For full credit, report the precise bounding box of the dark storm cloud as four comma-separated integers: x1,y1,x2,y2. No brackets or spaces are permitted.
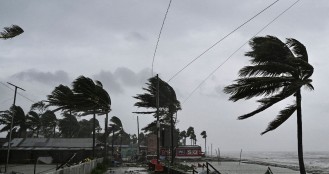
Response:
11,69,70,86
93,67,151,94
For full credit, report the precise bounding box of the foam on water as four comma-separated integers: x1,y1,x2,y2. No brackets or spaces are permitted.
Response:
221,151,329,173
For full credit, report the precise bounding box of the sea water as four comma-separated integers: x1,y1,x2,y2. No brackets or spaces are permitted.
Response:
221,151,329,174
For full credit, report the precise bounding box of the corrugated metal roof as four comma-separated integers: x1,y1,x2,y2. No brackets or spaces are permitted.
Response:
2,138,24,147
3,138,97,148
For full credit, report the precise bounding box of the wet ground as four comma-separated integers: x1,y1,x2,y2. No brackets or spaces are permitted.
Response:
106,166,150,174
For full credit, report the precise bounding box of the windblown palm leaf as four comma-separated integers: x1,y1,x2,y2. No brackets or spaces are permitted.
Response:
0,25,24,39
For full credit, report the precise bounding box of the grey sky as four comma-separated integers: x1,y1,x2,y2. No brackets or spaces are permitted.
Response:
1,0,329,152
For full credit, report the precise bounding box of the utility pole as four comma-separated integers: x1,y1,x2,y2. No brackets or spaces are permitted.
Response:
137,116,140,154
5,82,25,173
156,74,160,163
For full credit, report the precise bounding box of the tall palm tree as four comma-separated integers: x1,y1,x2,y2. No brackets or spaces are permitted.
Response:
0,25,24,39
72,76,111,158
200,131,207,155
224,36,313,174
109,116,123,157
186,127,195,145
26,111,42,137
0,106,28,138
133,75,181,132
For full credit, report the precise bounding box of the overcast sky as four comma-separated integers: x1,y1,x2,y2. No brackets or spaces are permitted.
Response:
1,0,329,153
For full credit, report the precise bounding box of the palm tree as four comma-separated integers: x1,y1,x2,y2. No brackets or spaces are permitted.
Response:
133,75,181,132
109,116,123,157
77,119,93,138
0,106,28,138
58,113,80,138
200,131,207,156
179,130,187,145
224,36,313,174
41,110,57,138
186,127,195,145
72,76,111,158
0,25,24,39
26,111,42,137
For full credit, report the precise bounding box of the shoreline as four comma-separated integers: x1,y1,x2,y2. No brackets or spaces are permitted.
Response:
178,157,325,174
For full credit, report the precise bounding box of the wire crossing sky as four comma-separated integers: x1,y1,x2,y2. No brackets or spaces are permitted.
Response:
182,0,301,104
167,0,279,82
151,0,173,76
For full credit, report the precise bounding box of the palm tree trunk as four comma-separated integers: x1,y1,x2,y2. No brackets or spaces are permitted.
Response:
93,110,96,158
296,89,306,174
112,129,114,157
105,113,108,158
205,138,207,156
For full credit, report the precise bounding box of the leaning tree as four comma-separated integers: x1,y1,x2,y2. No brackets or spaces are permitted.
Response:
224,36,314,174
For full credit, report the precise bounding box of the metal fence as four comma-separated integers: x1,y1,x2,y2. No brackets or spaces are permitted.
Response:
45,158,103,174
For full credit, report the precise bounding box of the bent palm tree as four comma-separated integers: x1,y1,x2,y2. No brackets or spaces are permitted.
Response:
26,111,42,137
224,36,313,174
0,25,24,39
200,131,207,155
109,116,123,157
72,76,111,158
0,106,28,138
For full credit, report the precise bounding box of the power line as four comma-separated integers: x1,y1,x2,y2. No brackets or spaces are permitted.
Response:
167,0,279,82
182,0,301,104
152,0,173,76
0,81,36,103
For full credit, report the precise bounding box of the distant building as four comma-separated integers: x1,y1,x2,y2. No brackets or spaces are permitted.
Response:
0,138,102,164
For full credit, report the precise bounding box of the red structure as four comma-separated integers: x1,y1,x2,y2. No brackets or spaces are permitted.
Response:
160,145,203,159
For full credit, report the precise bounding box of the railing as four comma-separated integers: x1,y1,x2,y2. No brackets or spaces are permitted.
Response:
206,162,221,174
45,158,103,174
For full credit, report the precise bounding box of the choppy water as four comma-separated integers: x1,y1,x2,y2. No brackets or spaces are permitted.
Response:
221,151,329,174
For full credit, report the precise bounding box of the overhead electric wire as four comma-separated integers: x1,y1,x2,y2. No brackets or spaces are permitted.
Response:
182,0,301,104
151,0,173,76
167,0,279,82
0,81,36,103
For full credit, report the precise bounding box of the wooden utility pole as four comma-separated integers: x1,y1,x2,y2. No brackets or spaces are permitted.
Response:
156,74,160,163
137,116,140,154
5,82,25,173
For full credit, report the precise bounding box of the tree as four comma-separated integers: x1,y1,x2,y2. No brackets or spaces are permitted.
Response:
26,111,42,137
41,110,57,138
133,75,181,132
109,116,123,156
0,106,28,138
58,113,80,138
200,131,207,155
224,36,313,174
72,76,111,158
0,25,24,39
179,130,187,145
186,127,195,145
77,119,93,138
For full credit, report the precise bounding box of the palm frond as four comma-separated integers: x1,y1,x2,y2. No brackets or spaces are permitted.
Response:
224,76,294,102
238,63,297,77
286,38,308,62
0,25,24,39
261,103,297,135
238,83,301,120
246,36,294,65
